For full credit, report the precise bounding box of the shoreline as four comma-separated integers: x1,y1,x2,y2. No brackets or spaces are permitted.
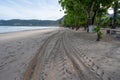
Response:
0,28,59,42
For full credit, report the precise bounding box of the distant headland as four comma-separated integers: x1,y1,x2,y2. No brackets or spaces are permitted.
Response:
0,19,60,26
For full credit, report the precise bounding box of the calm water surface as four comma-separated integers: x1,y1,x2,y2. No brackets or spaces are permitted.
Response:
0,26,58,33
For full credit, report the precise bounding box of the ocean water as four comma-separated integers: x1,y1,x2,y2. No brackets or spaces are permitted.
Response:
0,26,58,33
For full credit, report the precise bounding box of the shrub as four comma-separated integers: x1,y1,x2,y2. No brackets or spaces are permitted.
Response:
94,26,103,41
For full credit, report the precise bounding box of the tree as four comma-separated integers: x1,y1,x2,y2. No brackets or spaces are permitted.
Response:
112,1,119,29
59,0,88,30
59,0,117,41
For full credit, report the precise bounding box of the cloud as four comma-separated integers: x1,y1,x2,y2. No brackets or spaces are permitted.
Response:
0,0,64,20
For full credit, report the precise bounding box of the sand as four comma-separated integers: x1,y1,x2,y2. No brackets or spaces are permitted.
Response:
69,29,120,80
0,28,120,80
0,28,59,80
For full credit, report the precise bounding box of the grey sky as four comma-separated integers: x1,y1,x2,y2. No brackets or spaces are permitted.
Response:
0,0,64,20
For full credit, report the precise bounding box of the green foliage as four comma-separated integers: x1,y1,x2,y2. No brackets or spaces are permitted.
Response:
94,26,101,33
59,0,117,29
94,26,103,40
59,0,88,28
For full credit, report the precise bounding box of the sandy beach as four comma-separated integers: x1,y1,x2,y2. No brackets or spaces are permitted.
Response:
0,28,120,80
0,28,59,80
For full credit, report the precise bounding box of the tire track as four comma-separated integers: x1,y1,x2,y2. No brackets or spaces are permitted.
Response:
22,29,103,80
22,31,61,80
38,32,80,80
62,31,102,80
39,34,65,80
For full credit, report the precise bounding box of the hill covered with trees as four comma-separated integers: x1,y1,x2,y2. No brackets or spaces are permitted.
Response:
0,19,59,26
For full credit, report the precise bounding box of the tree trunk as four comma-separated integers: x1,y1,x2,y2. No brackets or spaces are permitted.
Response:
96,34,100,41
112,1,118,29
111,1,118,34
92,9,98,25
87,2,95,32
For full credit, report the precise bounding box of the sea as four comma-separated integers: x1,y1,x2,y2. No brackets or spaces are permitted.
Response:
0,26,58,33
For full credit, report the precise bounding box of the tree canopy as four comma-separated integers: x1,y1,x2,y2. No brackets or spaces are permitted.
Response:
59,0,118,30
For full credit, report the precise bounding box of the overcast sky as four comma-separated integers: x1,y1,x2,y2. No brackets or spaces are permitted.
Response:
0,0,64,20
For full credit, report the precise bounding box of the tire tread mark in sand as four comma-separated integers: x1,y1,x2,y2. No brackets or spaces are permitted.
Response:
39,37,61,80
62,31,102,80
40,33,79,80
30,31,64,80
22,31,60,80
39,33,66,80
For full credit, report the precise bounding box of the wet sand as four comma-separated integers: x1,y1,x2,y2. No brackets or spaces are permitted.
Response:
0,28,120,80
